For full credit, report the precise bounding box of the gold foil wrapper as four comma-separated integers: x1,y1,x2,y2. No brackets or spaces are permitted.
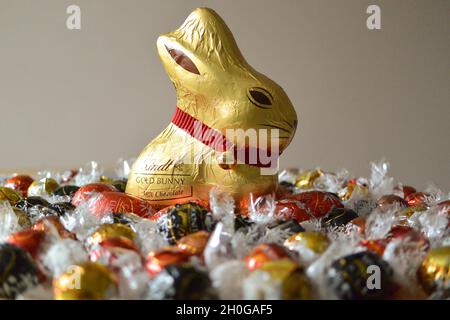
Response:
53,262,117,300
295,169,323,189
177,230,210,255
126,8,297,209
100,175,114,185
0,186,22,205
27,178,59,197
86,223,136,248
339,183,370,201
284,231,330,254
397,206,427,225
259,259,312,300
13,208,32,229
418,246,450,295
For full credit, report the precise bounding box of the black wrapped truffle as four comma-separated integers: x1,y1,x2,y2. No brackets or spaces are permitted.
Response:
158,202,214,244
234,214,254,231
0,244,39,298
268,219,305,236
149,264,214,299
14,196,50,213
321,207,358,228
112,179,128,193
48,202,76,216
110,212,142,230
53,185,80,199
14,196,58,221
279,180,296,193
326,251,395,300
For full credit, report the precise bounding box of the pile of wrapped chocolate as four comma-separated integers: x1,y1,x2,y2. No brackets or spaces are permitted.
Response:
0,159,448,300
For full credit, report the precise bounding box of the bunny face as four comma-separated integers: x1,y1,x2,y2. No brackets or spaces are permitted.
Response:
156,8,298,153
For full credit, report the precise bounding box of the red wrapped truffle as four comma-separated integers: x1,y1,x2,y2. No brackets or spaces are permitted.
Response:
89,237,140,265
274,199,312,222
377,195,408,212
32,216,76,239
436,200,450,214
349,216,367,235
393,185,417,199
145,246,191,276
287,191,343,218
386,225,429,249
177,231,210,256
244,243,290,271
359,225,429,256
405,192,431,208
7,229,46,259
4,175,34,197
71,183,118,206
359,239,389,256
89,192,154,218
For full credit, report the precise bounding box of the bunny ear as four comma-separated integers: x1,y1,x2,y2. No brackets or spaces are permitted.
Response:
165,45,200,75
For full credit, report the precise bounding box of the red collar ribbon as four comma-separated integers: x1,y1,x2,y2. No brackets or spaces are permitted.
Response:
171,107,277,168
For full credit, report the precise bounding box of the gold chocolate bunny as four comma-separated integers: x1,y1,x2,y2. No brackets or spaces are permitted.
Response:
126,8,298,210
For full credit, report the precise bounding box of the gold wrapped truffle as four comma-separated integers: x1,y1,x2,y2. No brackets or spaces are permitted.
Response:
13,208,32,229
295,169,323,189
418,246,450,296
0,186,22,205
4,175,34,197
258,259,312,300
53,262,117,300
100,175,114,185
27,178,59,197
397,206,427,225
284,231,330,254
339,178,370,201
85,223,136,249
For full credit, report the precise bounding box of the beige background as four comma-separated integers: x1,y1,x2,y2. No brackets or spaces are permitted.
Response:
0,0,449,190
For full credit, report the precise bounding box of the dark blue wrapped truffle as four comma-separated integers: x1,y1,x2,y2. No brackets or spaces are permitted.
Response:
0,244,39,298
149,264,214,299
321,207,358,228
53,185,80,199
158,202,214,245
326,251,395,300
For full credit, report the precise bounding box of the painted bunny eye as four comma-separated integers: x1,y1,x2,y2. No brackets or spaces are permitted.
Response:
165,45,200,75
247,87,273,108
